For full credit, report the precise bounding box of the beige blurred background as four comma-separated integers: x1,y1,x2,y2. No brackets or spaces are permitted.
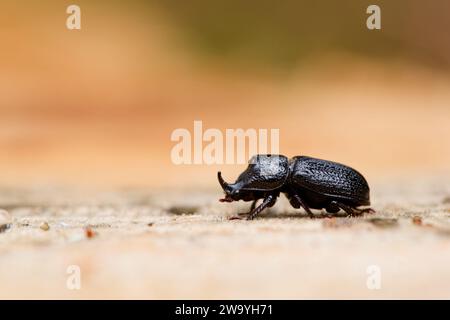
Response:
1,0,450,189
1,1,450,300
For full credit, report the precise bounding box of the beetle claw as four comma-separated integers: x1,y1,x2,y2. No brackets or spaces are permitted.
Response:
358,208,376,215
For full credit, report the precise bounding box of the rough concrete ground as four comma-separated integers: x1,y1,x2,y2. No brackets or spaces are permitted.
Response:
0,177,449,299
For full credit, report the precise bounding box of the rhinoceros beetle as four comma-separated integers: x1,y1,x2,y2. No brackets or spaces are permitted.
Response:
218,154,374,220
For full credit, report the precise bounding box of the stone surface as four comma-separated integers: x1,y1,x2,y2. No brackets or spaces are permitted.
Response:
0,179,449,299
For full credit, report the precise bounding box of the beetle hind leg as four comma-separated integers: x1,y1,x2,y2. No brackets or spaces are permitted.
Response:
330,201,375,217
356,207,376,215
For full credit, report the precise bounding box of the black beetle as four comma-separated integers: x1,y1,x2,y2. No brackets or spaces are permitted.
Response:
218,154,374,220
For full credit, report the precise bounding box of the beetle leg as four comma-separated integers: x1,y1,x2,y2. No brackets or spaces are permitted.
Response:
330,201,357,216
325,202,340,214
331,201,375,217
237,200,258,217
292,194,314,218
247,194,275,220
357,207,376,215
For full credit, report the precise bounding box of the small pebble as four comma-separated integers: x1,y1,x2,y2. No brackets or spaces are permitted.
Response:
0,209,12,233
84,227,97,239
40,222,50,231
412,216,422,226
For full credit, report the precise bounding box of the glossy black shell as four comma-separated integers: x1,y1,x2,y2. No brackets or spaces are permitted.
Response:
232,154,289,191
289,156,370,205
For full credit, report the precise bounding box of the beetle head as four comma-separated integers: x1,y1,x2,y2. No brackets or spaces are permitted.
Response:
218,171,253,202
218,154,289,202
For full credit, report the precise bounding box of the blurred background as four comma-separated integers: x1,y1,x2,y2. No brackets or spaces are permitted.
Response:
1,0,450,188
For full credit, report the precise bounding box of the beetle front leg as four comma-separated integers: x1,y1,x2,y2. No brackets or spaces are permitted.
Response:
247,194,276,220
236,200,258,217
228,200,260,220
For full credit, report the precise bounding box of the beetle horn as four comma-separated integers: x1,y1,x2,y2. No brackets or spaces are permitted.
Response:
217,171,229,190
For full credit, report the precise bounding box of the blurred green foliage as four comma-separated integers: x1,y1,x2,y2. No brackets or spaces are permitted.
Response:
109,0,450,70
154,2,366,64
151,0,450,70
